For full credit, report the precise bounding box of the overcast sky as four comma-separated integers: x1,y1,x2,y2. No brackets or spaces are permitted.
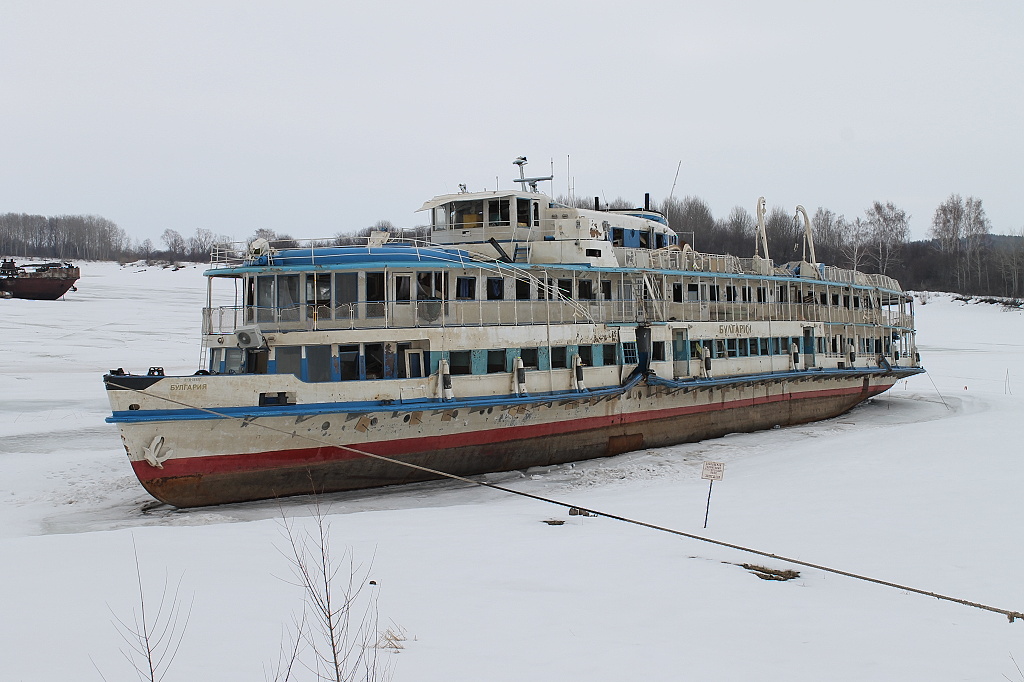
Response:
2,1,1021,247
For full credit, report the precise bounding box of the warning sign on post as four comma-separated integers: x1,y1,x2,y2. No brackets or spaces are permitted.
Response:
701,461,725,481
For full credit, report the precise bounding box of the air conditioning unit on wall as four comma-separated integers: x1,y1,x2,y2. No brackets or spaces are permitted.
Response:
234,326,265,349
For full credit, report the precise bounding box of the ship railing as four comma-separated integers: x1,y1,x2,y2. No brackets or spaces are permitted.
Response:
202,298,643,335
208,234,438,269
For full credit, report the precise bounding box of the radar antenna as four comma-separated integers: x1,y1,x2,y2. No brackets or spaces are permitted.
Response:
512,156,553,193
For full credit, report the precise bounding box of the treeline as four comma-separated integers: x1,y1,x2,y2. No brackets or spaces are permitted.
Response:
3,194,1023,297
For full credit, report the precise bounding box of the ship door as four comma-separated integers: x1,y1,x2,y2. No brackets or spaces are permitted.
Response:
673,328,691,378
802,327,815,368
391,272,414,326
405,350,424,379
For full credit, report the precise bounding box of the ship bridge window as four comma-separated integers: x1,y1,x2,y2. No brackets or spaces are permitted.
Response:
224,347,246,375
395,274,411,303
487,198,510,226
453,201,484,229
639,231,650,249
278,275,300,322
611,228,624,247
433,205,448,230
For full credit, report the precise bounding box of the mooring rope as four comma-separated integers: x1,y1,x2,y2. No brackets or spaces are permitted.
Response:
107,378,1023,623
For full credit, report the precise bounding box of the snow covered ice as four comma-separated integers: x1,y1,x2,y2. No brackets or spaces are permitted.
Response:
2,262,1023,680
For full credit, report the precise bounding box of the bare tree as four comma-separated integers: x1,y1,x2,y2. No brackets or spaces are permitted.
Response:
277,501,394,682
94,541,192,682
864,201,909,275
838,216,871,271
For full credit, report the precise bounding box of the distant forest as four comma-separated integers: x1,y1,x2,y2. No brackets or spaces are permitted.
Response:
2,192,1022,298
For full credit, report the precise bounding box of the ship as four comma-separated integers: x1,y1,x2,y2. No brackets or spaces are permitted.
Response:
0,259,80,300
103,161,924,507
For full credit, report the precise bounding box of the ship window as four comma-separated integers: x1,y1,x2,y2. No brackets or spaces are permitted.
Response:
517,198,531,227
759,338,771,355
622,342,638,365
688,283,699,301
853,296,861,309
673,283,683,303
832,293,840,306
558,279,572,299
709,285,720,302
275,346,302,378
339,345,360,381
224,348,245,375
278,275,300,322
336,273,358,305
365,272,385,318
551,346,567,369
578,345,592,366
306,274,331,306
486,277,504,300
713,340,726,359
690,342,704,360
417,271,444,300
395,275,411,303
586,248,602,258
726,338,739,357
611,228,624,246
601,280,612,300
749,338,760,356
448,351,472,375
515,278,531,300
777,286,788,303
455,276,476,300
543,278,556,300
601,343,616,365
521,347,539,369
639,231,650,249
433,205,448,230
578,279,594,300
364,343,385,379
757,286,768,303
487,198,510,226
453,201,483,229
487,350,506,373
652,341,665,362
726,286,737,302
306,345,332,383
742,286,753,303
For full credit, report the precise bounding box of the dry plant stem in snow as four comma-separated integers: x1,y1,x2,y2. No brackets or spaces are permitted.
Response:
277,498,393,682
93,538,193,682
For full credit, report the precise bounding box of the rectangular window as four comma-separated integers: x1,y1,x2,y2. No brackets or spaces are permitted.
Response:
521,347,539,369
742,286,753,303
558,278,572,299
515,278,532,300
726,338,739,358
306,345,333,382
585,248,602,258
688,283,700,301
709,285,720,302
516,198,532,227
365,272,385,318
395,275,411,303
714,339,726,359
757,286,768,303
487,350,506,373
278,274,300,321
759,338,771,355
224,348,245,375
690,341,704,360
578,344,593,366
652,341,665,362
448,350,472,375
338,345,360,380
673,283,683,303
306,273,331,306
601,280,612,300
602,344,616,365
486,277,504,300
748,338,760,356
456,276,476,300
335,273,358,305
622,342,638,364
364,343,385,379
417,271,444,300
550,346,568,369
578,279,595,300
275,346,302,378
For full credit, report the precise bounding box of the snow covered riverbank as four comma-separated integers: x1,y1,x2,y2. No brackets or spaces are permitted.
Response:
2,262,1022,680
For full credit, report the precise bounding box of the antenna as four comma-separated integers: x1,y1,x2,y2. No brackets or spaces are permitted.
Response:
669,160,682,200
512,156,553,193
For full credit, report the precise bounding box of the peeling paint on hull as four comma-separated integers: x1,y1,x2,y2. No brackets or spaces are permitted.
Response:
125,376,897,508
